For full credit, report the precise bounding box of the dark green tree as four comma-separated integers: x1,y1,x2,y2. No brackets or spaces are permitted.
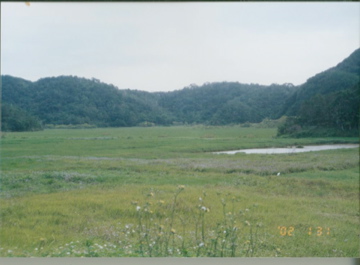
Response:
1,103,43,132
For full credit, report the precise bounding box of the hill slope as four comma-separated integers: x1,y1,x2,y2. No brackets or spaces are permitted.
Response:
1,75,173,128
282,48,360,116
1,76,296,128
158,82,295,125
1,48,359,134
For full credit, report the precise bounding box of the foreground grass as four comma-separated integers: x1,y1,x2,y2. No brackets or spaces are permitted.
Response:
0,126,359,257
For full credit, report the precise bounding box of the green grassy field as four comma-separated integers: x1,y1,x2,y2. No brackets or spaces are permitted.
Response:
0,126,359,257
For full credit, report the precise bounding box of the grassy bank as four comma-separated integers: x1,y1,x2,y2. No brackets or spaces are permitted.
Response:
0,126,358,257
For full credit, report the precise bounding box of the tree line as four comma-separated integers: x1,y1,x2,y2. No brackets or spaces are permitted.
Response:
1,48,359,136
1,76,295,130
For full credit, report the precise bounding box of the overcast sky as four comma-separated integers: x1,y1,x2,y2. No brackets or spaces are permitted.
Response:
1,2,359,92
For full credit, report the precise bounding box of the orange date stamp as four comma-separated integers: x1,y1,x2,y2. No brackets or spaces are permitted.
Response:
278,226,331,236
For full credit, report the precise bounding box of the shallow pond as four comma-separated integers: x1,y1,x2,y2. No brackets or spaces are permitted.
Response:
213,144,359,155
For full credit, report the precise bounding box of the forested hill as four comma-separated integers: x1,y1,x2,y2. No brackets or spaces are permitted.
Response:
282,48,360,116
1,75,173,128
1,48,359,134
1,76,296,128
278,48,359,137
158,82,295,125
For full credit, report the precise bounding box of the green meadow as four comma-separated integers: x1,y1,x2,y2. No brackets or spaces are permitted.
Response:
0,126,359,257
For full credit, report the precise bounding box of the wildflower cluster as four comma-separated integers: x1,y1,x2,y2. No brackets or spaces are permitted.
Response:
126,188,267,257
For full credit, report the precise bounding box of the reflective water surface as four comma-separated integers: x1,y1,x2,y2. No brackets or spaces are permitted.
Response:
213,144,359,155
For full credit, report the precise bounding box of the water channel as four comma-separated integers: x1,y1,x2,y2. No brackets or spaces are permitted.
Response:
213,144,359,155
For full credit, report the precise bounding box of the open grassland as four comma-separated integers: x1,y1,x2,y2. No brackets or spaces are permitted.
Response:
0,126,359,257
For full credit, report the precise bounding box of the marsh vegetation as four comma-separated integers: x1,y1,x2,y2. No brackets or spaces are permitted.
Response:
0,126,359,257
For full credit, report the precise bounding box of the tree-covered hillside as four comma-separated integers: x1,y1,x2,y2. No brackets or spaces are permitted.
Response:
1,75,173,128
281,48,360,116
1,76,295,128
1,48,359,136
158,82,296,125
278,48,360,137
278,82,359,137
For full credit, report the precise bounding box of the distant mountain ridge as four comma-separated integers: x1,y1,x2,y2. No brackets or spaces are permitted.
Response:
1,48,359,133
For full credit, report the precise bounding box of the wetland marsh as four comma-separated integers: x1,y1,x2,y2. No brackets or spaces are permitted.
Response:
0,126,359,257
